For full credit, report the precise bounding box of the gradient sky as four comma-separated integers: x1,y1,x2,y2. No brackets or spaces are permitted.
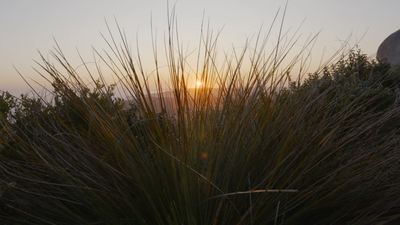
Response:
1,0,399,96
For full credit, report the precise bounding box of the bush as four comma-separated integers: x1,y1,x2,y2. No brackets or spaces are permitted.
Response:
1,12,400,225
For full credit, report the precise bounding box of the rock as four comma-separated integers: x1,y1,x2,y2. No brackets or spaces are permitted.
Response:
377,29,400,67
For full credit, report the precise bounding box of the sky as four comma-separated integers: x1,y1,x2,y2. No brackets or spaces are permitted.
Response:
1,0,399,96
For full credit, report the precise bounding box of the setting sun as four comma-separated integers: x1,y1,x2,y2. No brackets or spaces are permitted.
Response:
196,80,202,87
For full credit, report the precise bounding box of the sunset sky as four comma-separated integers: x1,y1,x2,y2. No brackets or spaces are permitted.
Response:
1,0,399,96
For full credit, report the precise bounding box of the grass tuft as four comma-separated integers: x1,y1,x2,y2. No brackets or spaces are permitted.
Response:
1,6,400,225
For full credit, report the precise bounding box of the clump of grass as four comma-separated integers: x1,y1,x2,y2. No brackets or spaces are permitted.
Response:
1,6,400,225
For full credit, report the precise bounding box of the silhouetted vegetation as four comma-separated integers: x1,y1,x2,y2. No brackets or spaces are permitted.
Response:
1,11,400,224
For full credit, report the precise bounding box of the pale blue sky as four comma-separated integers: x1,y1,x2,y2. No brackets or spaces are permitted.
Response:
1,1,399,96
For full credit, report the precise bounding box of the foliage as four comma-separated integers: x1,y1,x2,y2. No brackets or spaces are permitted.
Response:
0,91,16,152
1,10,400,225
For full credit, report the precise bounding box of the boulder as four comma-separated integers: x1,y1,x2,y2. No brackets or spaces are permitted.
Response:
377,29,400,67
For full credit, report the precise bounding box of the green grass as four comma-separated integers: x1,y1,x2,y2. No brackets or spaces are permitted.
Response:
1,8,400,225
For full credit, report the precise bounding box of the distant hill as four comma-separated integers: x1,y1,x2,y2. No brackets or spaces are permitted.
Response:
124,88,220,113
123,85,274,114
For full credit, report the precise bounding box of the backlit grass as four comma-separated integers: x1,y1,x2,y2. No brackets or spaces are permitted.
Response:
1,7,400,225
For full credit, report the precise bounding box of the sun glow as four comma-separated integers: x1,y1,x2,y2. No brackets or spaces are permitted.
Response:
196,80,202,87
